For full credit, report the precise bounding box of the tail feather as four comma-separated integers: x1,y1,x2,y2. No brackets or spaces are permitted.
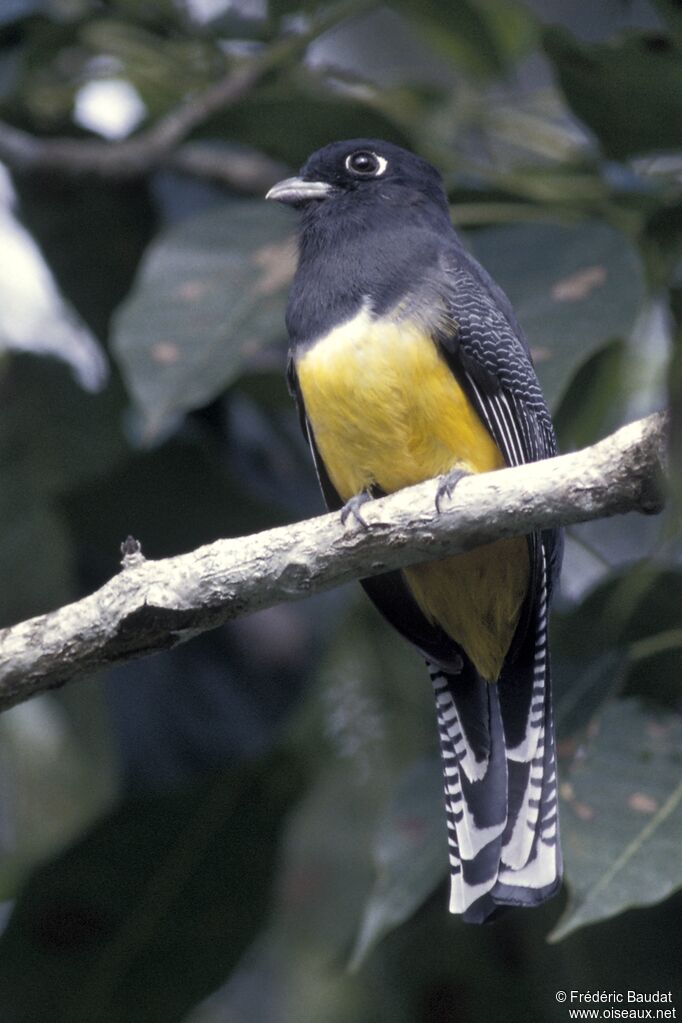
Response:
429,663,507,916
495,678,561,903
427,549,561,921
496,548,561,900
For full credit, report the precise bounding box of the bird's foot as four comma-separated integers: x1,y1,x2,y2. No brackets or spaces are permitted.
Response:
435,467,470,513
340,490,373,529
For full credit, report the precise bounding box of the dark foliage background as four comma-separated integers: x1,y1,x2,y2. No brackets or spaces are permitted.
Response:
0,1,680,1020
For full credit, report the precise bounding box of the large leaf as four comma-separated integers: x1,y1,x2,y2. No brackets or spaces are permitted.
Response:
552,567,682,729
202,94,411,169
394,0,536,77
466,220,646,410
653,0,682,44
544,27,682,160
208,96,411,169
0,185,107,391
272,763,379,959
349,757,446,969
111,200,295,438
553,568,682,666
551,699,682,941
0,753,306,1023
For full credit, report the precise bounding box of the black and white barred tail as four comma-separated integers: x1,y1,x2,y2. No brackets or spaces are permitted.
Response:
427,550,561,923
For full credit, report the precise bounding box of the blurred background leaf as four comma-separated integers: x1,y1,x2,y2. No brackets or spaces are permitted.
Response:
111,200,295,439
551,699,682,942
468,220,646,409
0,753,306,1023
348,756,446,970
544,26,682,160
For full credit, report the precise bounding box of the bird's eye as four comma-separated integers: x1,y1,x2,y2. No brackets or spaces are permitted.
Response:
345,151,387,177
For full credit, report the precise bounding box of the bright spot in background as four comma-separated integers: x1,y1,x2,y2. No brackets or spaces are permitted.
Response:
182,0,232,22
74,78,146,140
0,162,107,391
179,0,266,23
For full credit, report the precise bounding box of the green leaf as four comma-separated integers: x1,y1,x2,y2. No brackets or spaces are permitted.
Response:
206,94,410,168
349,757,446,969
0,752,306,1023
466,220,646,409
652,0,682,44
394,0,535,77
544,27,682,160
556,565,682,654
394,0,507,76
553,338,628,451
111,200,295,439
550,699,682,941
474,0,538,62
643,199,682,290
272,763,380,958
267,0,318,20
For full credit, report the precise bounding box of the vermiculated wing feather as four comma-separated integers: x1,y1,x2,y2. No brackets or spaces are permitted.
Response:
429,242,563,914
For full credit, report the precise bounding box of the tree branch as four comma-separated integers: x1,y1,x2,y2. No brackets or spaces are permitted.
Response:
0,413,667,712
0,67,264,178
0,0,374,184
167,142,287,192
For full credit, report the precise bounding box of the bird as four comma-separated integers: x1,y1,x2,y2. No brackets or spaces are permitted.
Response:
266,139,562,923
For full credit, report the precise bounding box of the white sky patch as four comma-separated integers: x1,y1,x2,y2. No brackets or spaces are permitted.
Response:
74,78,146,140
0,162,108,391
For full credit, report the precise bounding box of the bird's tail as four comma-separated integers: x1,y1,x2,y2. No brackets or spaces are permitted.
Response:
426,563,561,922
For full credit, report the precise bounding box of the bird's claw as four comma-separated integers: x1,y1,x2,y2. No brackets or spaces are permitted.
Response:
435,467,470,513
340,491,372,529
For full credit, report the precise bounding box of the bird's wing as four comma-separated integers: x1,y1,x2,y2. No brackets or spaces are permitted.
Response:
424,242,562,917
435,243,555,457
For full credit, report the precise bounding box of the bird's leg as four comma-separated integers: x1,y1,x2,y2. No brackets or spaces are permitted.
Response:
340,490,373,529
435,466,471,513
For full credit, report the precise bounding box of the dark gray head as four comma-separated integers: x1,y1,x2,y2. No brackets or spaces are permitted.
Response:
268,141,455,345
266,138,450,225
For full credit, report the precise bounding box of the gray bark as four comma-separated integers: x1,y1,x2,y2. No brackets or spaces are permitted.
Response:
0,413,667,712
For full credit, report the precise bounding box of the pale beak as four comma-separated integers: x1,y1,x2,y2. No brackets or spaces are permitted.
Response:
265,177,333,205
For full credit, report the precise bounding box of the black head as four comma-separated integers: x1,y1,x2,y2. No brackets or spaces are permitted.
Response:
265,138,449,222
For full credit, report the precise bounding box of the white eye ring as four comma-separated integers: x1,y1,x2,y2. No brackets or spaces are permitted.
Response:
344,151,388,177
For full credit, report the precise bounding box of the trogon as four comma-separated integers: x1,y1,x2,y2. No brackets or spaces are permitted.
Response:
266,139,562,922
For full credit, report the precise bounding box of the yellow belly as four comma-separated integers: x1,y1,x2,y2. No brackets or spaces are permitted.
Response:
296,306,529,680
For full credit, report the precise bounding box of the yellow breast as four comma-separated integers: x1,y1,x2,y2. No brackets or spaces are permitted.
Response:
296,306,529,680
